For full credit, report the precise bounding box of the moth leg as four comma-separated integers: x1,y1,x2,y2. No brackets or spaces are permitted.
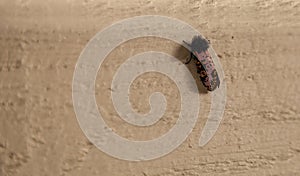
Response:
185,52,193,64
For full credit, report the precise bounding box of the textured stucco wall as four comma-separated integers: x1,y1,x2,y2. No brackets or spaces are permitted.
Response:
0,0,299,175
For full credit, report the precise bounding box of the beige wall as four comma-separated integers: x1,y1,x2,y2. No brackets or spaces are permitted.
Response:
0,0,299,175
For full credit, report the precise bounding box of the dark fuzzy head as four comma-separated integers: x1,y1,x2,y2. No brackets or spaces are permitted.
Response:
191,35,209,53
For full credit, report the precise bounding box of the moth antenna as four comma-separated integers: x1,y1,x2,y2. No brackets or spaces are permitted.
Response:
183,40,192,48
184,54,192,64
183,40,190,46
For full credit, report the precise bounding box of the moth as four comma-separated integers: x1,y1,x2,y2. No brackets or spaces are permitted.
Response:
184,35,220,91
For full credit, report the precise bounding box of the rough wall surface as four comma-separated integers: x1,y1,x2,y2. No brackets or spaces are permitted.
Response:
0,0,300,175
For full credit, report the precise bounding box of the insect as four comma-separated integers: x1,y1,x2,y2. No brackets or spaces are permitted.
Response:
183,35,220,91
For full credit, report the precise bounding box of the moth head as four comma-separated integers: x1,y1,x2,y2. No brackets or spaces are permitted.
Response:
191,35,209,53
